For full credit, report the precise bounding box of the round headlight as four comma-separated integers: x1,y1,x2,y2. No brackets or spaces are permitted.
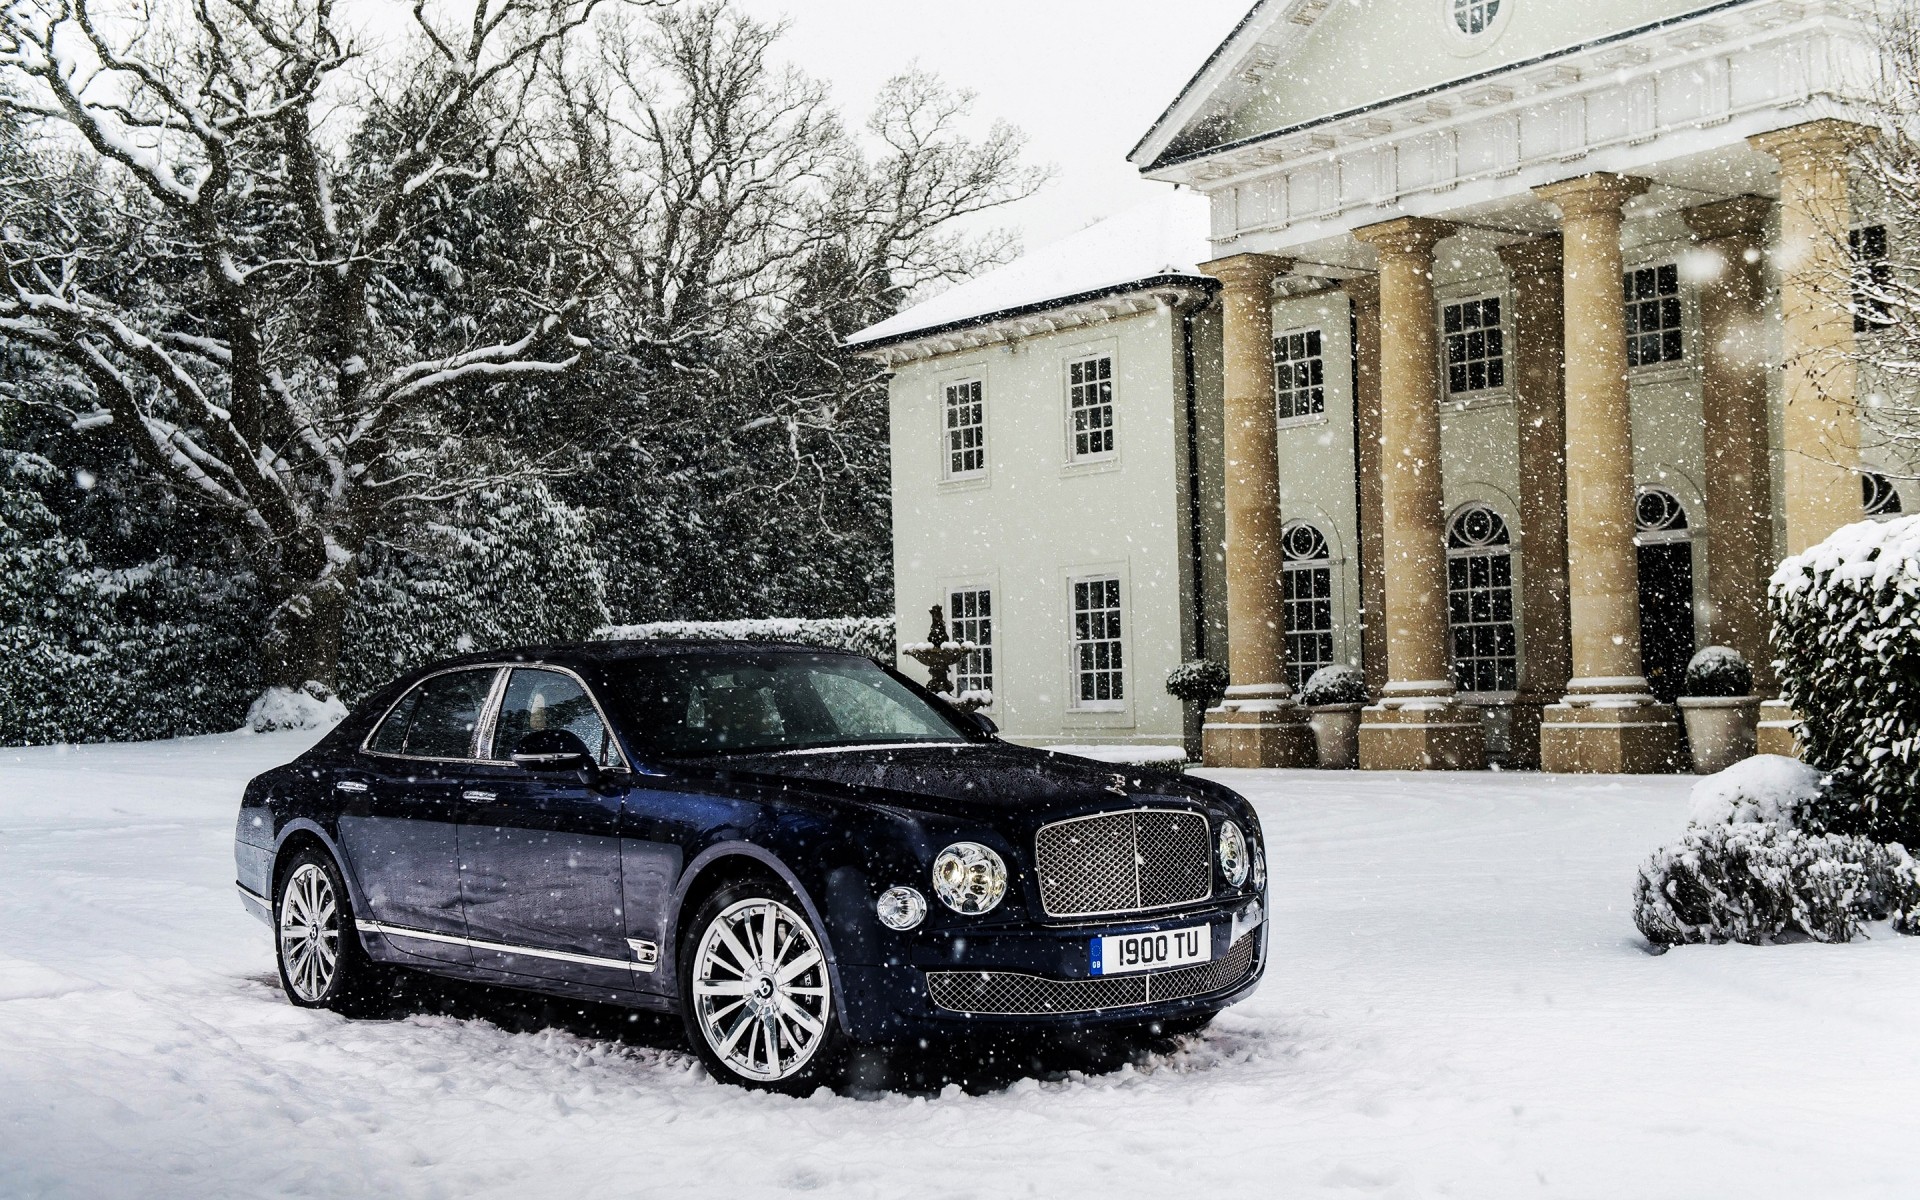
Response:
1218,820,1250,888
875,886,927,931
930,842,1007,914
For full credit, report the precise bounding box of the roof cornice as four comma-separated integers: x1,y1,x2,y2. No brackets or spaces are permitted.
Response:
850,277,1218,366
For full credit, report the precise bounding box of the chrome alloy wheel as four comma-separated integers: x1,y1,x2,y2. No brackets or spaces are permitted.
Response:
690,897,832,1083
278,863,341,1003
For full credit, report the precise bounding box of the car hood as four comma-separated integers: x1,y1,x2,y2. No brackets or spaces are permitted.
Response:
677,741,1218,823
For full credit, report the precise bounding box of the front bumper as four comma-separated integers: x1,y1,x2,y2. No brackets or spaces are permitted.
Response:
834,895,1267,1041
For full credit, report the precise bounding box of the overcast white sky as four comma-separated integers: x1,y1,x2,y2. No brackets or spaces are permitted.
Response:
728,0,1251,255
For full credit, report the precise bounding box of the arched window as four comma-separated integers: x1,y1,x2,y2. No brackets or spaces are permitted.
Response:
1634,487,1690,543
1864,472,1903,518
1634,487,1695,703
1446,506,1517,693
1281,522,1335,693
1452,0,1500,36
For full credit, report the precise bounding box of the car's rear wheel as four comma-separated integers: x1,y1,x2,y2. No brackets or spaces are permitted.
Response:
678,878,843,1093
275,847,380,1013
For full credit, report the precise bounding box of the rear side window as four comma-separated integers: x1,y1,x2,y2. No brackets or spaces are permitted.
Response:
368,669,496,760
490,668,617,767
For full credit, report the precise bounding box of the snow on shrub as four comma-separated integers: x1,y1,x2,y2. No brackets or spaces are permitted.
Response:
1686,754,1825,829
1769,514,1920,843
599,616,894,660
1164,659,1230,708
1301,664,1369,707
1684,646,1752,698
1634,823,1920,946
245,683,348,733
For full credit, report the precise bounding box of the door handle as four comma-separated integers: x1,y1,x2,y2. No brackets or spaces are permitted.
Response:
461,790,497,803
335,780,369,794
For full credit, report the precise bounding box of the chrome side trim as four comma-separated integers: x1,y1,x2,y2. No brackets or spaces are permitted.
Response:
236,881,270,906
626,938,659,966
359,920,658,973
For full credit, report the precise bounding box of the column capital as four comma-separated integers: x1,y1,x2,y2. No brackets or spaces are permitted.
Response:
1532,172,1651,218
1749,118,1876,168
1199,252,1291,292
1494,235,1562,280
1352,216,1456,260
1681,194,1773,244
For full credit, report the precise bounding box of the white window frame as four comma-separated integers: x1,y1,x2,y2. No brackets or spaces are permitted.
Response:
947,586,994,703
1439,293,1509,401
1065,353,1117,464
1273,326,1328,427
942,377,987,481
1624,261,1687,373
1281,522,1337,694
1067,573,1126,713
1446,505,1519,696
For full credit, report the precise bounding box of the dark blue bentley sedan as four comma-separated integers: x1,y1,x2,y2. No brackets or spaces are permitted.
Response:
234,641,1268,1091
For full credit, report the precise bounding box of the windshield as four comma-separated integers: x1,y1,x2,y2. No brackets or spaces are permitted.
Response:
605,651,976,758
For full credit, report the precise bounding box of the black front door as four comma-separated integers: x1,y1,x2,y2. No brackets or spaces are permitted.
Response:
1637,541,1696,704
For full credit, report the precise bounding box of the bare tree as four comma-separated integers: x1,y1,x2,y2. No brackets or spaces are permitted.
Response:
0,0,647,689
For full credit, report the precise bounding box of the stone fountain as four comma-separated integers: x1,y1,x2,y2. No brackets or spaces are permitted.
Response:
901,605,987,712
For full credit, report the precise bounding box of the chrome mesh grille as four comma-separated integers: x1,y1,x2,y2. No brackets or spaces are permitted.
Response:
925,931,1259,1016
1034,809,1212,917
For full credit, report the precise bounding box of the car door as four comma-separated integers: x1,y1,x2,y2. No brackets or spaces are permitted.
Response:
458,666,632,987
334,667,499,965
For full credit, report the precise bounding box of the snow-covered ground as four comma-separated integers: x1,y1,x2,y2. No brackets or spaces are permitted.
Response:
4,735,1917,1199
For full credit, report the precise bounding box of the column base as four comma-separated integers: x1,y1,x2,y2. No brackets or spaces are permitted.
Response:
1201,703,1316,768
1755,699,1803,758
1357,700,1488,770
1538,698,1684,774
1504,694,1552,770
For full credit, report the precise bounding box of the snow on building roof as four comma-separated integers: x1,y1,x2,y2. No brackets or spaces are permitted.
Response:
845,188,1214,349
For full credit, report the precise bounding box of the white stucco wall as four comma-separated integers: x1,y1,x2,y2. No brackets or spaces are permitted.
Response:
887,306,1198,749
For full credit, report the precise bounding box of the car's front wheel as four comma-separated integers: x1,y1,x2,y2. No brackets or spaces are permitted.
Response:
275,847,381,1013
678,877,843,1093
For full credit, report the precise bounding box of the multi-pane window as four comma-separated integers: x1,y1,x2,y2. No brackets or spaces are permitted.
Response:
944,380,985,477
1447,506,1518,694
1071,577,1124,708
1281,523,1336,693
1453,0,1500,35
1273,329,1325,421
1852,225,1892,333
1068,356,1115,459
1442,297,1505,395
949,588,994,699
1624,264,1684,367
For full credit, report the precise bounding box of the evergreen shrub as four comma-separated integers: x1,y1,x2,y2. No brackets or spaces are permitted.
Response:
1164,659,1231,709
1301,664,1369,707
1684,646,1752,698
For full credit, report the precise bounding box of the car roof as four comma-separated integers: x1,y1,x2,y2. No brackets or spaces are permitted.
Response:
416,639,869,674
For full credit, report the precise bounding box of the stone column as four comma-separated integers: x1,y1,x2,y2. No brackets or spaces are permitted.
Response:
1198,253,1315,768
1750,120,1872,755
1750,120,1870,555
1351,217,1486,770
1682,196,1777,695
1533,172,1682,773
1496,236,1570,769
1346,274,1389,698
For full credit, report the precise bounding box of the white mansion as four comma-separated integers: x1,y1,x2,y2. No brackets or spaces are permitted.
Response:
850,0,1907,771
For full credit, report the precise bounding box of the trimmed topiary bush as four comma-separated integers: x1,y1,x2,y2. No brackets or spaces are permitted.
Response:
1769,514,1920,844
1300,664,1368,707
1165,659,1231,710
1684,646,1752,698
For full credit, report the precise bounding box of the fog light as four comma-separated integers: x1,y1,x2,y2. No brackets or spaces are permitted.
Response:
1218,820,1250,888
876,886,927,931
931,842,1007,914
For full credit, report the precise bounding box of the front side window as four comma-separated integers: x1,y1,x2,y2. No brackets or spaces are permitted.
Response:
1067,355,1115,460
1442,297,1505,395
371,668,496,759
1852,224,1892,333
1447,507,1518,693
949,588,994,699
1071,577,1125,708
490,668,616,766
945,379,985,477
1625,264,1684,367
607,652,974,758
1281,523,1335,693
1274,328,1325,421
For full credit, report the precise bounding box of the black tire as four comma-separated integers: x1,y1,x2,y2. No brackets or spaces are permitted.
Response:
273,846,386,1014
677,875,845,1094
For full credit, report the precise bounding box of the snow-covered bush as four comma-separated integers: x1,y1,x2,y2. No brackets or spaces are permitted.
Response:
1164,659,1230,709
1301,664,1369,707
1769,514,1920,843
1634,823,1920,946
1686,755,1825,829
1684,646,1752,698
600,616,895,660
246,683,348,733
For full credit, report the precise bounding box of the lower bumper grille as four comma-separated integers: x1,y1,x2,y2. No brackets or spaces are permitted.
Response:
924,930,1259,1016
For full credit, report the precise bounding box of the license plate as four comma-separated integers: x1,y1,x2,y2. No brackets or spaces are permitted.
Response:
1090,924,1211,977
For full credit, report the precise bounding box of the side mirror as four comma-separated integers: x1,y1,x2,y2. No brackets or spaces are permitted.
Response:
512,728,594,772
971,711,999,738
